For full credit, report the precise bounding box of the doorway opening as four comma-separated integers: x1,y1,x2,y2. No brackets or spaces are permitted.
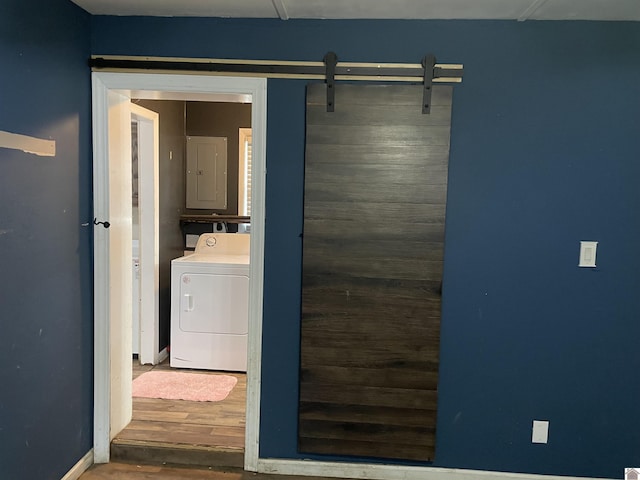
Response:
121,97,252,462
92,72,267,471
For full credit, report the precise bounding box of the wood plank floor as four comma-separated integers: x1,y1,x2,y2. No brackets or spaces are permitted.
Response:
111,358,246,465
80,363,343,478
80,462,343,480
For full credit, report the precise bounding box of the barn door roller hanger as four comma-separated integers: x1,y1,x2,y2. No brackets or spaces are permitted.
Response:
90,53,463,113
321,52,453,114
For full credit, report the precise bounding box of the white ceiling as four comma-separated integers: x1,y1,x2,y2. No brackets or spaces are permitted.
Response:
71,0,640,21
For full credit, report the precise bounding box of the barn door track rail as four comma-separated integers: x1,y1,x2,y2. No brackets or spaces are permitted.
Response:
90,53,463,113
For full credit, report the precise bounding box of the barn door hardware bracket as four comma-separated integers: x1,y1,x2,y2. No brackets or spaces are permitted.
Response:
323,51,338,112
422,54,436,114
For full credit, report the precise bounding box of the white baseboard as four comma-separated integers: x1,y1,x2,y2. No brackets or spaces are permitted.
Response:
60,449,93,480
257,458,614,480
158,347,168,363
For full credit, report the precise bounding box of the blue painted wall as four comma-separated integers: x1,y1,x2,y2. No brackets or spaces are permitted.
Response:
92,17,640,478
0,1,92,479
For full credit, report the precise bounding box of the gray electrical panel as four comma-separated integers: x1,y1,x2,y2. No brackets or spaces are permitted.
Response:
186,136,227,210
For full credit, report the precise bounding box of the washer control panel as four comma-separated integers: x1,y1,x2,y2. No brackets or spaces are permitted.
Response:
194,233,250,255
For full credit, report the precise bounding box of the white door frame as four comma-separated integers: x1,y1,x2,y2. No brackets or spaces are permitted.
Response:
130,104,160,365
91,72,267,471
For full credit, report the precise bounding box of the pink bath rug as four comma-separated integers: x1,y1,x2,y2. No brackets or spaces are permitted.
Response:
132,371,237,402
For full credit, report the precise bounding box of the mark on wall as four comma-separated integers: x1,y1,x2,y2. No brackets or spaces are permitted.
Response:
0,130,56,157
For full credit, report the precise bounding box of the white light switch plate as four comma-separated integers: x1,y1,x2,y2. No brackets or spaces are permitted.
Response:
532,420,549,444
579,241,598,267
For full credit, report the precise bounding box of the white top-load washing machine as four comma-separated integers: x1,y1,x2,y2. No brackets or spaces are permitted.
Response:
170,233,250,371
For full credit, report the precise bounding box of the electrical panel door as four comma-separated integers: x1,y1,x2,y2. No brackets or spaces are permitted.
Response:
186,136,227,209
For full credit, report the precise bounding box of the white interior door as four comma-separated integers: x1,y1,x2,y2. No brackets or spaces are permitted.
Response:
92,83,133,462
131,104,160,365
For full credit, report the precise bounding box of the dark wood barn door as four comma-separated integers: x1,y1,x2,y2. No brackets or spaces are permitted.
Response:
298,84,453,462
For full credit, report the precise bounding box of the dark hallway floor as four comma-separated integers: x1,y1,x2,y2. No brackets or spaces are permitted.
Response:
79,462,344,480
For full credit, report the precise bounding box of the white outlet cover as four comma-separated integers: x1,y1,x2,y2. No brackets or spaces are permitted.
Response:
532,420,549,444
579,241,598,267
